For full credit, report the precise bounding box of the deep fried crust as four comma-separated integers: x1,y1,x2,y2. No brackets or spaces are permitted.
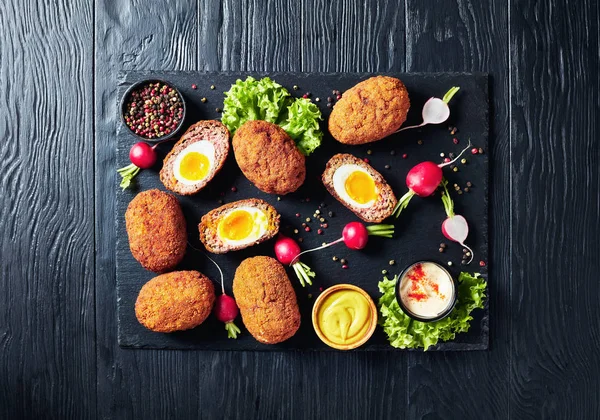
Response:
125,189,187,273
328,76,410,144
198,198,280,254
135,271,215,333
232,120,306,195
322,154,398,223
233,256,300,344
160,120,230,195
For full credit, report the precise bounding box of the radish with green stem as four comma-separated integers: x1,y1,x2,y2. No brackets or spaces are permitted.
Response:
291,222,394,264
396,87,460,132
392,140,472,218
189,245,241,338
274,235,316,287
117,142,158,190
440,179,474,264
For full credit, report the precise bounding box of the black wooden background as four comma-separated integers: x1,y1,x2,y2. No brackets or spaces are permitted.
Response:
0,0,598,419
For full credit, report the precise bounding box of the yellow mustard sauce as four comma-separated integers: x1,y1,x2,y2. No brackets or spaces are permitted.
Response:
317,290,372,345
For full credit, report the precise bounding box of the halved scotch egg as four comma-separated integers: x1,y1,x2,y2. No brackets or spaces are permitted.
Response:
160,120,229,195
198,199,280,253
322,154,398,223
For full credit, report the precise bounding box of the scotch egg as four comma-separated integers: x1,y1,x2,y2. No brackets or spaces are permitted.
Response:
199,199,280,253
160,120,230,195
322,154,398,223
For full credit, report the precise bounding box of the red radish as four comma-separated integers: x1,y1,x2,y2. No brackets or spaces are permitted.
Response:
116,142,159,190
291,222,394,264
274,235,315,287
440,179,474,264
397,87,460,132
393,141,472,218
129,142,157,168
192,248,241,338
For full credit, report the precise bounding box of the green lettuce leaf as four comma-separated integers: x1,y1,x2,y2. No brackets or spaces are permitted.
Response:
279,98,323,156
378,272,487,350
221,76,323,156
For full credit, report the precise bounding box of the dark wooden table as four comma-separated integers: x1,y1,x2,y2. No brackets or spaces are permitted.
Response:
1,1,598,419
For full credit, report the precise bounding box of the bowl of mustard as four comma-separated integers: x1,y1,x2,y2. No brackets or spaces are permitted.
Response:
312,284,378,350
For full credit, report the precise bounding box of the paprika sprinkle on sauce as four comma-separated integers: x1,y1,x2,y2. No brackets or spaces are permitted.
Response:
398,262,455,320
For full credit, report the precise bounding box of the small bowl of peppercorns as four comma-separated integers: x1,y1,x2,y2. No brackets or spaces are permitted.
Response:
120,79,186,142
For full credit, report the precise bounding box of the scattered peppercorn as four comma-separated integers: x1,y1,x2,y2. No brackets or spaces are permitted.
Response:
317,229,323,235
293,85,299,90
298,238,303,243
402,153,408,159
453,138,459,144
417,139,423,145
305,226,311,232
439,247,444,253
384,164,391,169
382,269,388,275
201,97,207,103
466,181,473,187
440,243,447,248
466,252,471,257
449,152,455,158
295,213,300,217
444,157,451,163
302,223,307,227
277,197,281,201
305,217,311,222
464,187,470,192
315,97,321,102
450,128,457,135
440,152,445,157
453,167,459,172
328,211,334,217
471,147,478,155
478,148,484,154
389,260,395,266
218,199,224,204
315,209,321,215
215,108,222,113
332,256,339,261
457,190,463,194
342,264,348,269
340,259,347,265
326,103,332,108
336,94,342,100
367,149,373,155
447,261,453,266
321,223,328,228
479,260,486,267
210,85,215,90
302,94,308,99
461,158,467,164
191,84,197,90
308,294,313,299
320,218,325,223
327,96,333,102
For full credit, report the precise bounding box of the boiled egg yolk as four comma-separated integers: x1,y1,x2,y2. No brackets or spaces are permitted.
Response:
344,171,377,204
218,210,254,241
178,152,210,181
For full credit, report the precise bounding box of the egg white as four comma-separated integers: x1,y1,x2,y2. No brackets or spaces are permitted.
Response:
172,140,216,185
216,206,268,246
332,164,378,208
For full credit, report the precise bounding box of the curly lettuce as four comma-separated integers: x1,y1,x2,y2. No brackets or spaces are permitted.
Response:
378,272,487,350
221,76,323,156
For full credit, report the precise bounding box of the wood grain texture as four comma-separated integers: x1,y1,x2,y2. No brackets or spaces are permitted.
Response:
509,0,600,418
405,0,511,418
0,0,96,418
94,1,200,419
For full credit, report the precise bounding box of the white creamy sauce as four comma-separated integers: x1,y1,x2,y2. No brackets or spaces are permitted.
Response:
399,262,454,319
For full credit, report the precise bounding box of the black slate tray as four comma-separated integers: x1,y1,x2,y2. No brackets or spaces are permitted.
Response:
116,71,489,351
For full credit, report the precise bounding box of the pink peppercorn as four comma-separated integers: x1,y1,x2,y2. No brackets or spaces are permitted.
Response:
305,226,311,232
453,138,459,144
402,153,408,159
479,260,486,267
341,264,348,269
471,148,479,155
